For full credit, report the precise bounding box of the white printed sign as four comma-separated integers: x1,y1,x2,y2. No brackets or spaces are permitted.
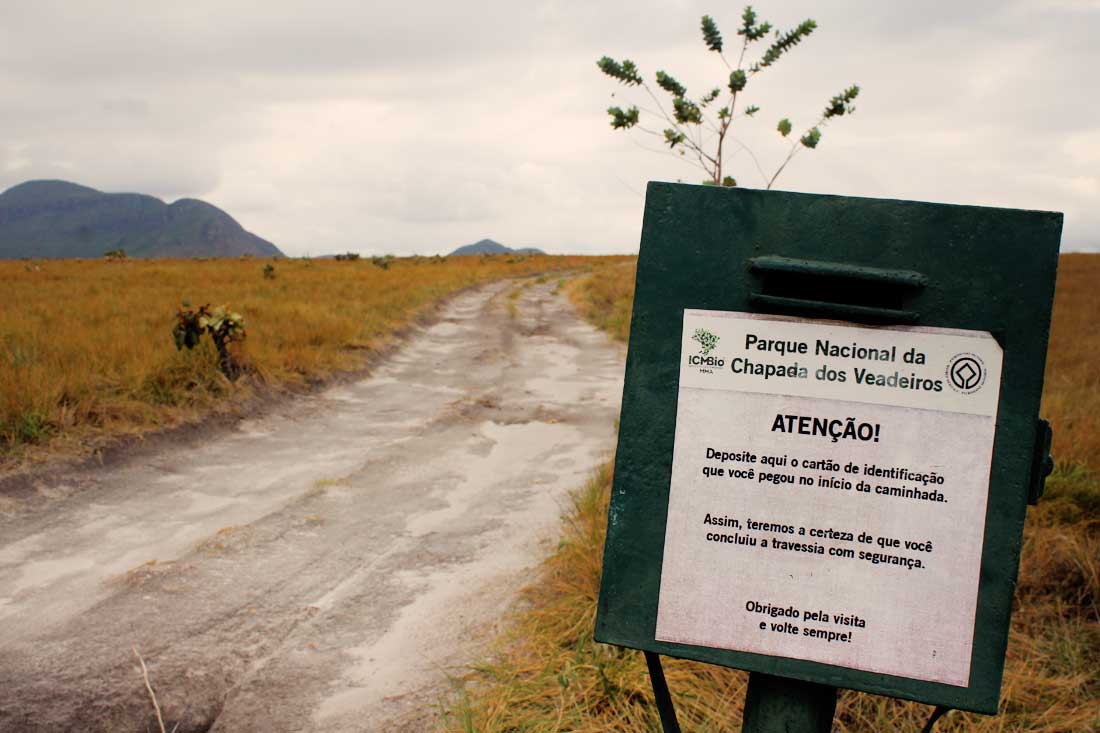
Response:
654,310,1004,686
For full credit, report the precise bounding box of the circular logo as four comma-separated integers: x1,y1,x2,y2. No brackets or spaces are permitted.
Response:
946,353,986,394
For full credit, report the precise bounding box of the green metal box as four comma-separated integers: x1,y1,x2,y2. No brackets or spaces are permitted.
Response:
595,183,1062,714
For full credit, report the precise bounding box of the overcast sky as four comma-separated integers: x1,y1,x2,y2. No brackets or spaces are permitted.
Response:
1,1,1097,255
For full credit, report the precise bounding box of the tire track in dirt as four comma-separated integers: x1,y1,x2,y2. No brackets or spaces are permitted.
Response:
0,279,624,732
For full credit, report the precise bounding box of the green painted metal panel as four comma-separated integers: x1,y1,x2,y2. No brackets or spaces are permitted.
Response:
594,183,1062,714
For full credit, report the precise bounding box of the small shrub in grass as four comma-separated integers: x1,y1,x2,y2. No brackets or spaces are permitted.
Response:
263,263,276,280
172,303,247,380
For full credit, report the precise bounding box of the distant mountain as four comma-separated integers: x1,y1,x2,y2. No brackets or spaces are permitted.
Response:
447,238,544,257
0,180,283,259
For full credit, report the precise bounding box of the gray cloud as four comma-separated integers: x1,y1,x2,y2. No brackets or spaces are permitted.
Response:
1,0,1096,255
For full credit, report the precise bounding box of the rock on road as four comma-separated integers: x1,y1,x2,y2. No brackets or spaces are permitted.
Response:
0,279,624,732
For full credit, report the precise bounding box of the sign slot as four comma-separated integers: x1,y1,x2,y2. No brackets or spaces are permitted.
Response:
748,256,927,324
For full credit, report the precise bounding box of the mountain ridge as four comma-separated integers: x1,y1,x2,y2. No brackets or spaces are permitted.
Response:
448,238,544,257
0,180,283,258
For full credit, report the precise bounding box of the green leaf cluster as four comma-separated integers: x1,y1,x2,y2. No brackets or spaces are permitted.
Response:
172,312,202,351
738,6,772,41
824,85,860,118
663,129,686,148
701,15,723,51
728,69,747,93
200,306,246,341
754,19,816,70
655,71,687,98
596,56,642,86
672,97,702,125
607,106,639,129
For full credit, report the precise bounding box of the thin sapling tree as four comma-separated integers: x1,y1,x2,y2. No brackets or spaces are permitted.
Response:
598,6,859,188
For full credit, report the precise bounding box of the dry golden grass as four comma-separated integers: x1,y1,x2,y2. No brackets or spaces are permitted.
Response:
443,255,1100,733
567,260,636,344
1042,254,1100,469
0,254,608,470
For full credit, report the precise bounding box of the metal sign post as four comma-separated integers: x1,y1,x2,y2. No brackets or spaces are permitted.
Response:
742,673,836,733
596,184,1062,730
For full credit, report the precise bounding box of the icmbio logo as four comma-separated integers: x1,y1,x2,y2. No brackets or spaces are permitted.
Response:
689,328,724,371
692,328,719,355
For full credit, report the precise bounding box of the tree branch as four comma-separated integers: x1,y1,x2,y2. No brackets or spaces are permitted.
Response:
766,116,828,189
726,134,770,186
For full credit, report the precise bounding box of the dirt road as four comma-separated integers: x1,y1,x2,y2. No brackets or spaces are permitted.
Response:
0,279,624,732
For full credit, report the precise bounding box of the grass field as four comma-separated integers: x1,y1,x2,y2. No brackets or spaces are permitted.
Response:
443,254,1099,732
0,254,622,471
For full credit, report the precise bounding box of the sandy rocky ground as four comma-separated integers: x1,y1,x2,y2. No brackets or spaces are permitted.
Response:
0,279,624,732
